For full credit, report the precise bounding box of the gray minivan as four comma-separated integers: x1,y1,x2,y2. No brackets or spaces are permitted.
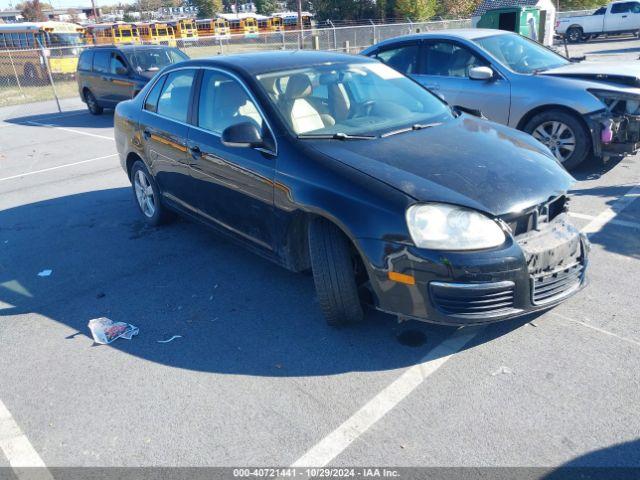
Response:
77,45,188,115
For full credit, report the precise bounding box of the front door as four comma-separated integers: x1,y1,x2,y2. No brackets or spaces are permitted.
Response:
139,69,197,205
186,69,276,251
413,40,511,125
107,52,136,103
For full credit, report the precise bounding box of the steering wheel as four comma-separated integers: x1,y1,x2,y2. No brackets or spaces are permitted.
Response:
349,100,376,119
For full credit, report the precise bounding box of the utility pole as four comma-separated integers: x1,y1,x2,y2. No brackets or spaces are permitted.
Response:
297,0,302,30
91,0,97,20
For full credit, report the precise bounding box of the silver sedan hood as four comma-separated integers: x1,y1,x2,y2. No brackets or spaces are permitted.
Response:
540,62,640,88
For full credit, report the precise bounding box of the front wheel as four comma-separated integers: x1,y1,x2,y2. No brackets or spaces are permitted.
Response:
524,109,591,170
308,218,364,326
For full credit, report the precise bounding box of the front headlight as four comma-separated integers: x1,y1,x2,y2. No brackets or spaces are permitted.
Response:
406,203,506,250
588,89,640,113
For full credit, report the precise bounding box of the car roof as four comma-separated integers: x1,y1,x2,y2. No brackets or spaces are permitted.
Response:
85,44,176,51
367,28,511,48
171,50,374,76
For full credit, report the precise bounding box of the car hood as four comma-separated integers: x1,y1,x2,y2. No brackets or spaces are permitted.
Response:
540,62,640,88
307,115,574,217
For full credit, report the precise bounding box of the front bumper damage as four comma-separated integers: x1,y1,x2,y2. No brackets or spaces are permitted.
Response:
359,213,589,326
586,108,640,158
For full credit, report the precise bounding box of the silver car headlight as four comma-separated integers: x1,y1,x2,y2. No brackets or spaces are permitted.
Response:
406,203,506,250
588,89,640,114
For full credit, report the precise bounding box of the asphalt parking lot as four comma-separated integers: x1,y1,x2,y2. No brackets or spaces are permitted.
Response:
1,64,640,478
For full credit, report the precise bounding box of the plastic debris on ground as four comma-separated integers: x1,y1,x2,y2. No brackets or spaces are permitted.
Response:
157,335,182,343
88,317,139,345
37,269,52,277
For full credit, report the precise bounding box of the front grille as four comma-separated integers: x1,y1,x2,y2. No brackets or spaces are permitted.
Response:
531,262,584,305
430,281,516,318
505,195,567,236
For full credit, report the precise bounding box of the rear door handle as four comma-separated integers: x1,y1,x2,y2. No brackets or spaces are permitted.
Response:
142,129,151,140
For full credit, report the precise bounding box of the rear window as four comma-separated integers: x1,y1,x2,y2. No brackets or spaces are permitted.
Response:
78,50,93,71
93,50,111,74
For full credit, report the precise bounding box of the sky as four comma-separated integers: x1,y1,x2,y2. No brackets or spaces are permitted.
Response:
0,0,134,10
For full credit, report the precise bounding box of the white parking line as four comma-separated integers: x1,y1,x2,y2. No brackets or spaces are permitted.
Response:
0,154,118,182
0,399,53,479
25,120,114,141
290,326,482,467
569,211,640,230
579,185,640,235
551,312,640,348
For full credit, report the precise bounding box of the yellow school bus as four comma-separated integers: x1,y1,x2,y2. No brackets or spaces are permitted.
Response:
85,23,141,45
256,15,283,33
137,23,177,46
219,14,259,38
168,19,198,43
0,21,84,81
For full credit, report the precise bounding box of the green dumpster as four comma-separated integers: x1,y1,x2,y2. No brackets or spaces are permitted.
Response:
477,6,542,41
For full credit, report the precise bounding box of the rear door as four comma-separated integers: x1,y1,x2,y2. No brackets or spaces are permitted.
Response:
186,68,276,250
414,40,511,124
139,68,197,206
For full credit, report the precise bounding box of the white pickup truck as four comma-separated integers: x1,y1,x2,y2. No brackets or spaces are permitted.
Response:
556,0,640,42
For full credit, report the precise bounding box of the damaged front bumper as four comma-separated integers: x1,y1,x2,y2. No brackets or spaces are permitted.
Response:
586,109,640,158
359,214,589,326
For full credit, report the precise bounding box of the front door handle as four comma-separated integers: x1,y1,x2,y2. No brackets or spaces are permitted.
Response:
189,145,201,159
425,84,440,90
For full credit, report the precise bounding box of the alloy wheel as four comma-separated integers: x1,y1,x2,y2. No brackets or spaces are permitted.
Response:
134,170,156,218
531,120,576,164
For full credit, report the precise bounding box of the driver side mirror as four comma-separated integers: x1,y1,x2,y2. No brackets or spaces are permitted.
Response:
468,66,494,81
221,122,264,149
115,66,128,76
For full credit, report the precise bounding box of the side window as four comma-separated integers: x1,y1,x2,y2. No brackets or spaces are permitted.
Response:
110,54,127,75
93,50,111,74
593,6,606,14
156,69,196,123
631,2,640,13
611,2,631,13
144,76,166,113
423,42,486,78
375,44,419,75
78,50,93,71
197,70,263,134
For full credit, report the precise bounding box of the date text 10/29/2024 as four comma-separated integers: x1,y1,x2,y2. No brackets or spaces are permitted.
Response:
233,468,400,478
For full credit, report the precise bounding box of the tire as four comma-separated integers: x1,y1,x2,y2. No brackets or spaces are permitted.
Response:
566,27,584,43
308,218,364,326
524,109,591,170
130,160,173,226
84,90,103,115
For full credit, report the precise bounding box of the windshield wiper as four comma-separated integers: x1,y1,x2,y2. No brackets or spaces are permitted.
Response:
380,122,442,138
297,132,376,140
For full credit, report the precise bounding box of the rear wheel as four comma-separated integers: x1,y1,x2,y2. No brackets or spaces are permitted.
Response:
524,109,591,170
84,90,103,115
130,161,173,226
308,218,364,326
566,27,584,43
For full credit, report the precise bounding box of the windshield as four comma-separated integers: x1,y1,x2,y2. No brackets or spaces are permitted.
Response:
256,62,452,137
124,48,188,72
474,33,569,74
45,32,84,46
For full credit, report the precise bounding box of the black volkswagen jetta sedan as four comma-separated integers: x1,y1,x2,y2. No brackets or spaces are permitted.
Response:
114,51,589,326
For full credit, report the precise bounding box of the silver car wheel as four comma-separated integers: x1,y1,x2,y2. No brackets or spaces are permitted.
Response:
134,170,156,218
532,121,576,163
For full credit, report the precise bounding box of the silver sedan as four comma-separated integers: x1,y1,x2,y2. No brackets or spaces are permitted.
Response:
362,29,640,169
